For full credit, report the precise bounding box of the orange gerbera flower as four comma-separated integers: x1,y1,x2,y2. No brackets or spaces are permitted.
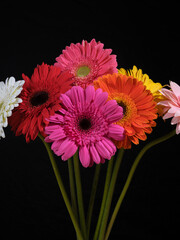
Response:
93,73,158,149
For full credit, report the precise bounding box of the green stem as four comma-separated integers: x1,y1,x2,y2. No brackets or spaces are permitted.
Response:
73,150,87,240
68,158,78,221
38,134,83,240
93,156,114,240
87,164,101,240
98,148,125,240
104,129,176,240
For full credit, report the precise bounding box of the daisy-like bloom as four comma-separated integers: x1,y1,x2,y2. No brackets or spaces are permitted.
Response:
158,81,180,134
119,66,164,114
45,86,124,167
0,77,24,138
9,63,73,142
54,39,118,88
93,73,158,149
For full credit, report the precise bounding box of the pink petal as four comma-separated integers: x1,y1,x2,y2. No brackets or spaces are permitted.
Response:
171,115,180,125
101,137,117,155
51,139,64,155
176,123,180,134
44,136,52,143
94,90,108,107
89,144,101,164
79,145,91,167
45,125,62,135
170,81,180,97
61,142,78,160
48,128,66,141
108,124,125,141
85,85,95,104
70,86,85,106
157,100,170,107
160,88,177,104
163,111,174,120
48,114,64,123
60,94,74,110
95,141,111,160
103,100,119,116
175,110,180,117
56,138,72,157
106,112,124,123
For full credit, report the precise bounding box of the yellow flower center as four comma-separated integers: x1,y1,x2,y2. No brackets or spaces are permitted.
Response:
113,93,137,125
76,66,91,77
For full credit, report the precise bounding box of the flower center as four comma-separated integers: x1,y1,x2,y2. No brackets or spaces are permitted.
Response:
118,101,127,116
113,94,137,124
76,66,91,77
30,91,49,106
79,118,92,130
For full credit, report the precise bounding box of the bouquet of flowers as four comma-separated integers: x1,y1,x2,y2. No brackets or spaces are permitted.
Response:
0,39,179,239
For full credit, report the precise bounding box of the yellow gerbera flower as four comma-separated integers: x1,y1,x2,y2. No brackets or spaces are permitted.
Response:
119,65,165,114
119,66,163,100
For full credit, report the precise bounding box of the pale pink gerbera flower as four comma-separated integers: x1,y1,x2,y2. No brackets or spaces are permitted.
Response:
45,86,124,167
54,39,118,88
158,81,180,134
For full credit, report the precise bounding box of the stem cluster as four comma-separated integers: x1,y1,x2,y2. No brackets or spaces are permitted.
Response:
39,129,176,240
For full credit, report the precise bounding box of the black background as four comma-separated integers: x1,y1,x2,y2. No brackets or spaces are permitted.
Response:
0,2,180,239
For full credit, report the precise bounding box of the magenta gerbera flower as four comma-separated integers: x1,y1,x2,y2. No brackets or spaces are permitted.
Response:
54,39,118,88
45,86,124,167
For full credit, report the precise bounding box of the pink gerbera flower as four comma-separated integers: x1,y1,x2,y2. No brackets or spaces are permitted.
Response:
54,39,118,88
158,81,180,134
45,86,124,167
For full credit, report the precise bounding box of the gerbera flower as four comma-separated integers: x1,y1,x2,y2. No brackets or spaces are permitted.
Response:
44,85,124,167
158,81,180,134
0,77,24,138
54,39,118,88
93,73,158,149
9,63,73,142
119,66,164,110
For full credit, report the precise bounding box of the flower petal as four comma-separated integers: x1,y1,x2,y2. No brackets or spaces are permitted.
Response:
60,93,74,110
176,123,180,134
101,137,117,156
95,141,111,160
94,89,108,107
85,85,95,104
61,142,78,160
89,144,101,164
170,81,180,97
56,138,72,157
108,124,125,141
79,145,91,167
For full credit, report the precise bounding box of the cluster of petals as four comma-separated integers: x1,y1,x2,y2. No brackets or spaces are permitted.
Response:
45,85,125,167
0,77,24,138
55,39,118,88
9,63,73,142
1,38,179,167
94,73,158,149
158,81,180,134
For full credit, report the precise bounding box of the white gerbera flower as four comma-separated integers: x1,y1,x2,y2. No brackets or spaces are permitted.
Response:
0,77,24,138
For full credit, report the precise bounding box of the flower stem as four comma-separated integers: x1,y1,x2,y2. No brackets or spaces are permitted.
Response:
73,150,87,240
104,129,176,240
93,156,114,240
98,148,125,240
87,163,101,240
38,134,83,240
68,158,78,221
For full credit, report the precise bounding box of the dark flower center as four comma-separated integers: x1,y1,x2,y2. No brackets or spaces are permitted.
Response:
118,101,127,116
30,91,49,106
79,118,92,130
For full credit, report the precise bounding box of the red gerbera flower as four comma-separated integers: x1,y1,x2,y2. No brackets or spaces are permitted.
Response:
9,63,73,142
